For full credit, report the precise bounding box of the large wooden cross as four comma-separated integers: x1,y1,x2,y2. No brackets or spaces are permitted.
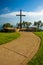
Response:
16,10,26,29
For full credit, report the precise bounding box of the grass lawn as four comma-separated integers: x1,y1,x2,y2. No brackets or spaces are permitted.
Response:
0,32,20,45
27,32,43,65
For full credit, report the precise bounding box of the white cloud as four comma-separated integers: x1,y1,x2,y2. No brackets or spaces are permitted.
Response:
0,11,20,17
0,10,43,16
0,8,43,25
0,10,43,18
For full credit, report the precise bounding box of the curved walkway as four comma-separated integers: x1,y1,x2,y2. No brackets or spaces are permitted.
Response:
0,32,40,65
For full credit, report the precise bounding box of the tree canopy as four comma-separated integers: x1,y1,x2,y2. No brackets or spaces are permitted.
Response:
3,23,13,29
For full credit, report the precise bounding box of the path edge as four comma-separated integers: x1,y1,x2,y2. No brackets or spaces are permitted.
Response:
22,33,41,65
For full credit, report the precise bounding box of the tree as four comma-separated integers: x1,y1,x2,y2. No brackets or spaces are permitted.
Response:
17,23,20,28
26,22,31,29
23,21,26,28
34,20,42,31
17,22,23,29
3,23,13,29
2,23,14,32
37,20,41,30
40,23,43,27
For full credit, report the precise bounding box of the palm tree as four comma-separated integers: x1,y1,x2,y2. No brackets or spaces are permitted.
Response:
26,22,31,29
23,21,26,28
34,20,41,31
17,22,23,29
17,23,20,28
37,21,41,30
40,23,43,27
40,23,43,30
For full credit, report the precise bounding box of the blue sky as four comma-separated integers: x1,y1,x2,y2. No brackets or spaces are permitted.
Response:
0,0,43,25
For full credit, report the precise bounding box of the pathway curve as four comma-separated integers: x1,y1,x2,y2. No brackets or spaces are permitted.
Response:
0,32,40,65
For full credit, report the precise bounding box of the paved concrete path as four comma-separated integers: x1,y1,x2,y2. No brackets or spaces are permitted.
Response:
0,32,40,65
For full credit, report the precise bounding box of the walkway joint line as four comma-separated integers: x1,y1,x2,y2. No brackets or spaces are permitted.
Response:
3,47,27,58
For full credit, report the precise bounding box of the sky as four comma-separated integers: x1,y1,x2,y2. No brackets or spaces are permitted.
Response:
0,0,43,25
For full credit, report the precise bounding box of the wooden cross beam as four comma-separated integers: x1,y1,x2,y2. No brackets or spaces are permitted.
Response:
16,10,26,29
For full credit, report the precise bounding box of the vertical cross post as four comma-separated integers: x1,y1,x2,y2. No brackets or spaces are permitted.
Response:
16,10,25,29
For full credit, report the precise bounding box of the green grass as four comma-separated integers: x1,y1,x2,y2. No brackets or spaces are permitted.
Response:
0,32,20,45
27,32,43,65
